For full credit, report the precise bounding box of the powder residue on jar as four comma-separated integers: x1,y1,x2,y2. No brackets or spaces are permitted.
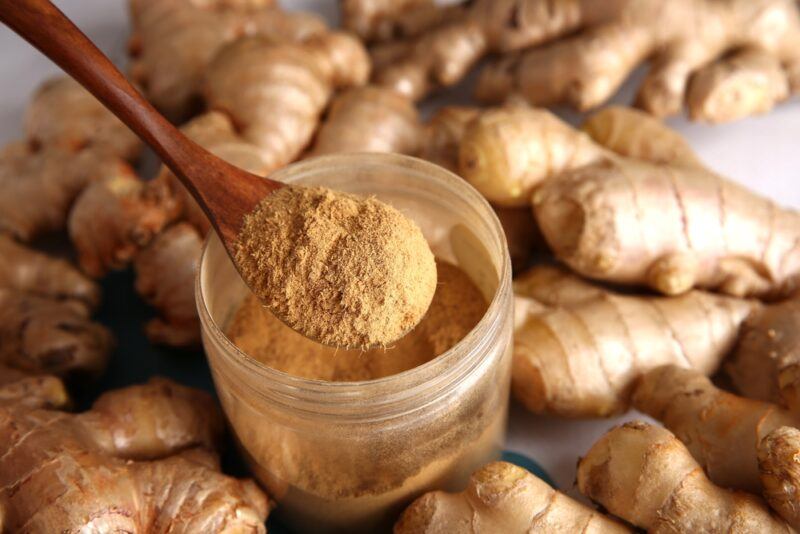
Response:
227,259,488,381
233,185,437,350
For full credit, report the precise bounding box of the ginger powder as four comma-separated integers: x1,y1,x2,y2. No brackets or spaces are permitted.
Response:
234,185,437,349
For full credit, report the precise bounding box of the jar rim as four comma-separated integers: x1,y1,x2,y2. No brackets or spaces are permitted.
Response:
196,153,512,418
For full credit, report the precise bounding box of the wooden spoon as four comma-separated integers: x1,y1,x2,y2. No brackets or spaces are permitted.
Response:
0,0,439,350
0,0,282,250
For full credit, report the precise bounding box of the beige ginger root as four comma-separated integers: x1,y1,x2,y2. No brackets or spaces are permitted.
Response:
0,233,99,308
128,0,326,118
0,77,141,242
758,426,800,529
726,299,800,413
0,366,68,410
134,223,203,348
474,0,800,122
513,265,752,417
307,85,421,157
0,237,112,380
68,165,181,278
395,461,630,533
633,364,798,493
577,420,793,532
25,77,140,159
340,0,439,42
203,33,369,171
455,104,800,297
0,377,269,532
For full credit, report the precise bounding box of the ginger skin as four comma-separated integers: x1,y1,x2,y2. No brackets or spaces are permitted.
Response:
0,237,112,380
577,421,793,532
1,77,140,242
307,85,421,157
68,165,181,278
726,299,800,414
633,364,798,493
0,377,269,532
758,426,800,529
455,104,800,297
395,461,630,533
513,265,752,417
474,0,800,122
134,223,203,348
128,0,325,119
0,366,68,410
204,33,369,171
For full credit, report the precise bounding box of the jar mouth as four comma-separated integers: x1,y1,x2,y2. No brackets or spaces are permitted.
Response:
196,153,512,418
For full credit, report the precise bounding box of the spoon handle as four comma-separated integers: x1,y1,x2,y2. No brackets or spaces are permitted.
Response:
0,0,280,243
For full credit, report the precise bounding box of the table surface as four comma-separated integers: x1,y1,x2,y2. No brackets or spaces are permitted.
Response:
2,0,799,510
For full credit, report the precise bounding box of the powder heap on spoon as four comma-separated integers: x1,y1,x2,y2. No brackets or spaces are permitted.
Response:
235,186,437,349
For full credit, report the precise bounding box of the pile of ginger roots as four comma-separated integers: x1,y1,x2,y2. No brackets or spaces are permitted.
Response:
2,0,800,531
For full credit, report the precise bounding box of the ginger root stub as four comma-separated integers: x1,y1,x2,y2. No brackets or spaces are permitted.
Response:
234,185,437,349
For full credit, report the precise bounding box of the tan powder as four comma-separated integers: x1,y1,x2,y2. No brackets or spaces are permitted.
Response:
234,185,437,349
227,260,488,381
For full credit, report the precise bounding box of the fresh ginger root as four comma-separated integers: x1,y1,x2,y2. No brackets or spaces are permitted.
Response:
0,289,113,380
633,364,798,493
395,461,631,533
0,236,112,380
68,166,181,278
513,265,752,417
473,0,800,122
0,233,99,309
134,223,203,347
419,105,481,172
0,377,269,532
128,0,326,118
454,103,800,297
726,299,800,413
577,420,794,532
25,77,140,160
307,85,421,157
0,365,68,410
758,426,800,529
0,77,141,242
203,32,369,171
340,0,444,42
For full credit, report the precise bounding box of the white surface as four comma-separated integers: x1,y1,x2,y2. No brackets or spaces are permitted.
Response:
1,0,799,500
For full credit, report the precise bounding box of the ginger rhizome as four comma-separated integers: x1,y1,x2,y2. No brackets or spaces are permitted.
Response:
203,32,369,172
361,0,800,122
0,377,269,532
726,299,800,414
0,235,113,381
475,0,800,122
633,364,798,493
135,223,204,347
128,0,326,119
577,421,793,532
512,265,752,417
758,426,800,529
395,461,630,533
0,77,140,242
68,163,181,278
307,85,421,157
448,103,800,297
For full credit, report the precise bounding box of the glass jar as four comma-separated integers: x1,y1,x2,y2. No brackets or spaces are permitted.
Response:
196,153,513,533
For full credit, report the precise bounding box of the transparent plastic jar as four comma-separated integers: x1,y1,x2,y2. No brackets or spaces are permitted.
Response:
196,153,513,533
